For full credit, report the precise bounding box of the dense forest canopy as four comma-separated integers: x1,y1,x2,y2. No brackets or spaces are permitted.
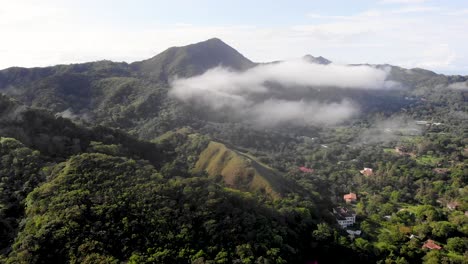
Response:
0,39,466,263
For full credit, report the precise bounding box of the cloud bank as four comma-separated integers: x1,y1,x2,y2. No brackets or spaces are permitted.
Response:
447,81,468,91
169,59,395,127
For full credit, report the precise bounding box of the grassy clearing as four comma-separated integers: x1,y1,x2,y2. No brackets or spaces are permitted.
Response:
383,148,396,154
414,155,443,166
194,141,287,198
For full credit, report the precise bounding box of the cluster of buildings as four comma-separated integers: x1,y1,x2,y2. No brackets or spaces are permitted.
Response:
331,169,373,229
328,166,453,250
332,192,359,229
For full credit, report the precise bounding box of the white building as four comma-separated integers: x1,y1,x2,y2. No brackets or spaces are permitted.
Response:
333,207,356,229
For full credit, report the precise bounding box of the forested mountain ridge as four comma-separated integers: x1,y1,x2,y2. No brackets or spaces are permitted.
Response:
132,38,255,80
0,94,328,263
0,39,467,263
0,38,466,136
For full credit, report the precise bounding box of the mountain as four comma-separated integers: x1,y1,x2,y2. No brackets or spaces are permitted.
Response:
303,54,332,65
0,38,467,263
0,94,323,263
0,38,466,144
132,38,255,80
0,39,258,131
0,38,465,119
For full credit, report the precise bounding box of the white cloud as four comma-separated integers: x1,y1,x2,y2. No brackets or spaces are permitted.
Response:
249,99,358,127
169,59,394,127
357,116,422,144
447,82,468,91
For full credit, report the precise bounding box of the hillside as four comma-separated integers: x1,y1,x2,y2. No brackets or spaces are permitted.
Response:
0,38,466,263
132,38,255,80
7,153,313,264
194,141,289,198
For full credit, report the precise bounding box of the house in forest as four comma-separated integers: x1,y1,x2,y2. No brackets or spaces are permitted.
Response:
333,207,356,228
416,120,429,125
433,168,449,175
360,167,373,176
447,201,460,210
343,192,357,203
299,166,314,173
422,240,442,250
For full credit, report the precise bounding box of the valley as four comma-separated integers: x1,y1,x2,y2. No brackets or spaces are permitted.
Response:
0,38,466,264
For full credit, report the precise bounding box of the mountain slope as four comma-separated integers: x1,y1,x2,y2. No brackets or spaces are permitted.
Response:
132,38,255,80
7,153,311,264
194,141,289,198
0,94,169,168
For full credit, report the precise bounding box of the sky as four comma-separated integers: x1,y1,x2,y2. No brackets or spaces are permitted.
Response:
1,0,468,74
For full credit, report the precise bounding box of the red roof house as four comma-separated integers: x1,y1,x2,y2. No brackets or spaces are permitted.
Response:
360,168,373,176
422,240,442,250
299,166,314,173
344,193,357,203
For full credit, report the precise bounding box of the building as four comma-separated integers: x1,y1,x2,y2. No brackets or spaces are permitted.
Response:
299,166,314,173
343,192,357,203
360,168,373,176
447,201,460,210
422,240,442,250
395,146,407,155
333,207,356,229
433,168,449,175
415,120,429,125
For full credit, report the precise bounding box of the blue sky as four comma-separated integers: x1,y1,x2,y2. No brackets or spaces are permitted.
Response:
1,0,468,74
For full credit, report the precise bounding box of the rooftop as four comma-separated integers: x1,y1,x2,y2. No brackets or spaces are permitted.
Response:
422,239,442,250
333,207,356,220
299,166,314,173
344,193,357,202
360,168,373,176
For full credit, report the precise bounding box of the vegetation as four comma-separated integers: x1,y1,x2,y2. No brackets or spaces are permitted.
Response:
0,39,466,263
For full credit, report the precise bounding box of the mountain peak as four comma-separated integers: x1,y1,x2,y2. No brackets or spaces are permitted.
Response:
200,37,225,44
303,55,331,65
134,38,255,80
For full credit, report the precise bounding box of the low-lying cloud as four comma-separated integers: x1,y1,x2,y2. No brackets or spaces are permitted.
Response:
249,99,358,127
170,59,396,127
357,116,422,144
447,81,468,91
55,108,92,123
